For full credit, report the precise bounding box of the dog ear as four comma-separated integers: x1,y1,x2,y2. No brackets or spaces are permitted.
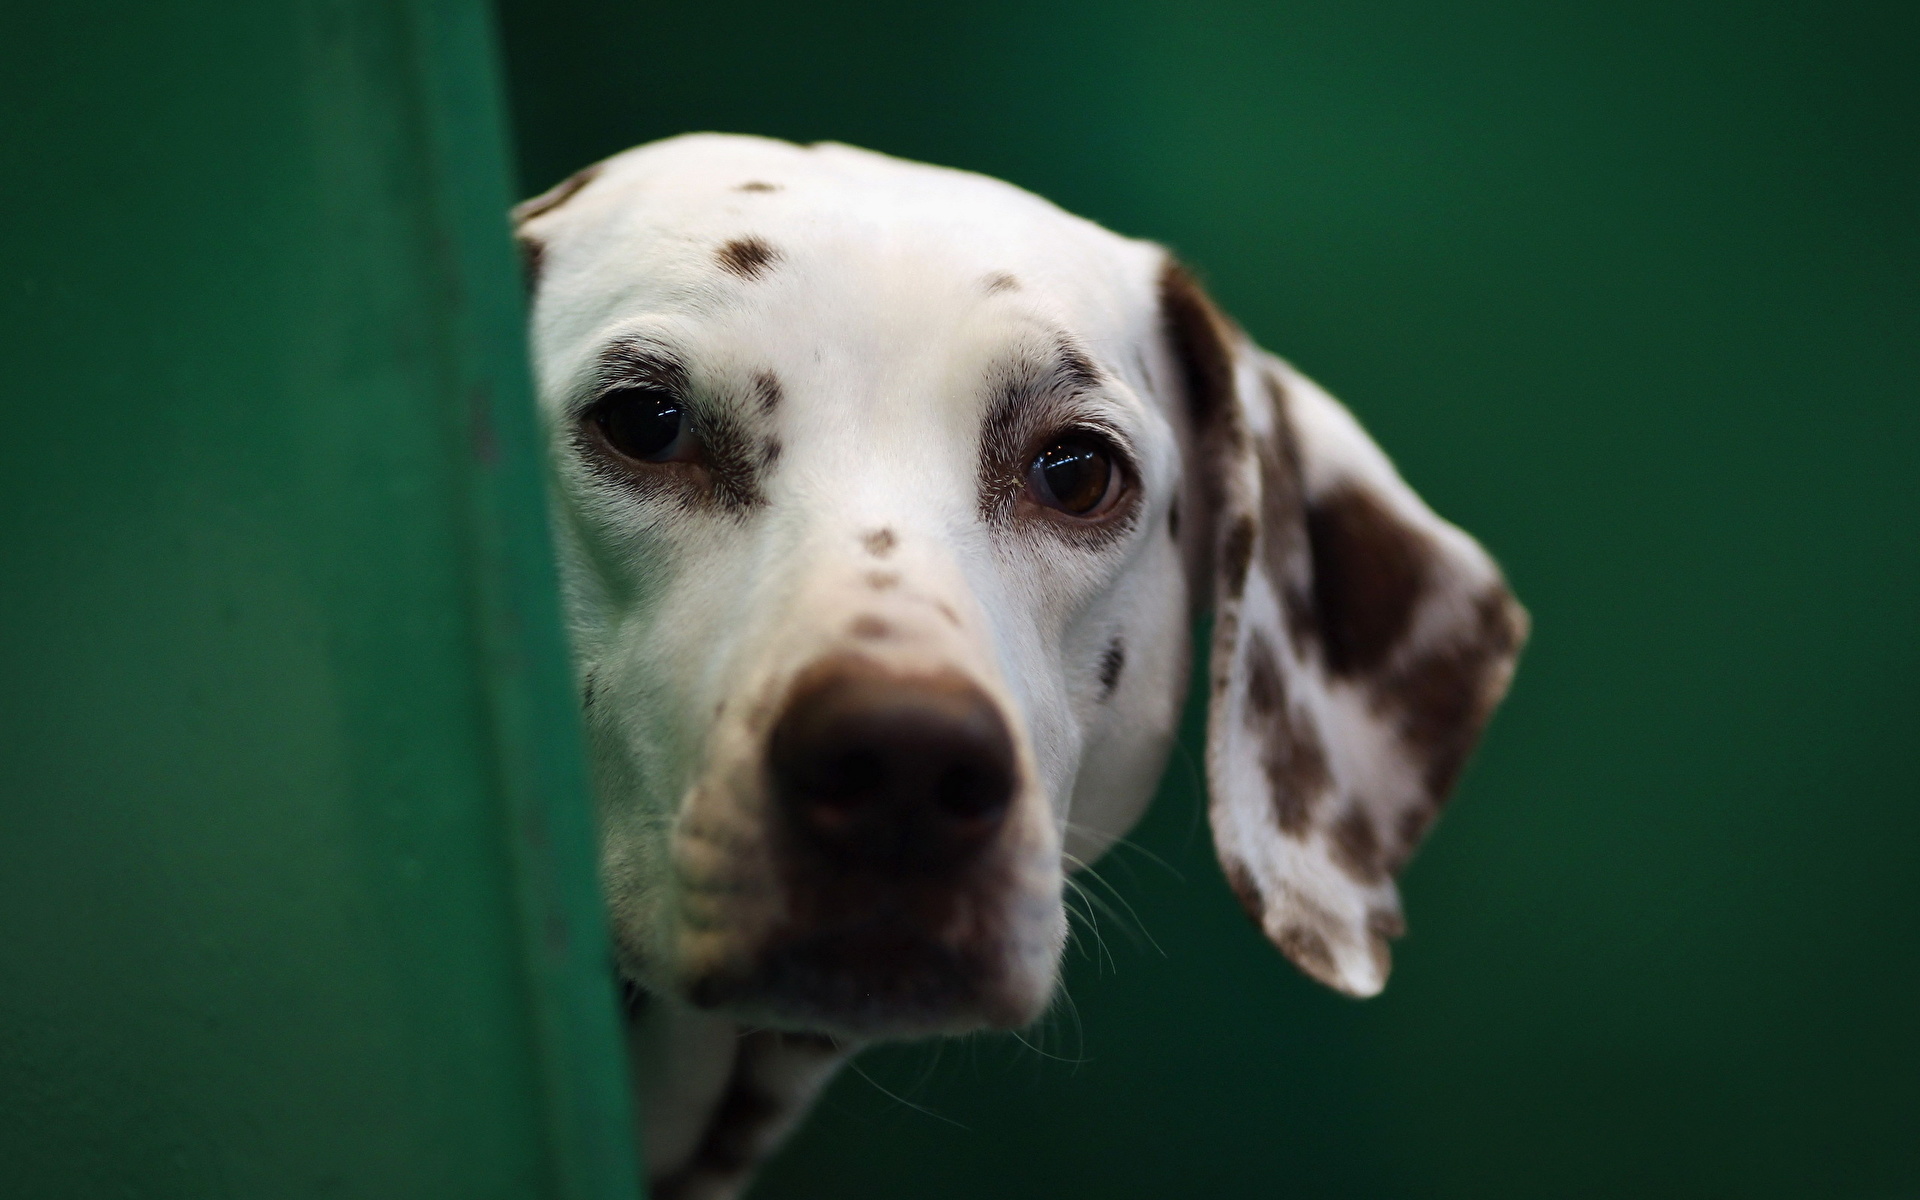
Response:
510,162,604,294
1159,260,1527,997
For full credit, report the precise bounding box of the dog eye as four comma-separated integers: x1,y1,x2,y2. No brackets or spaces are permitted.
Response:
1025,434,1120,517
592,385,690,462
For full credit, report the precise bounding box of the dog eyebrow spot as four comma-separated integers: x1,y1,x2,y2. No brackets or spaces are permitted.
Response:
753,370,783,413
735,180,781,192
862,528,897,557
1053,336,1102,391
851,615,891,639
1098,638,1126,697
936,601,961,627
983,272,1020,294
573,342,768,513
717,236,781,279
975,335,1137,537
865,571,900,591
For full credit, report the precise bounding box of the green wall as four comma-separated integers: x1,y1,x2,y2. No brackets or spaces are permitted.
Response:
499,2,1920,1197
0,4,636,1197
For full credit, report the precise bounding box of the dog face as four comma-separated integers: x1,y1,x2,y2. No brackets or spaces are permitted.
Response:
516,135,1525,1039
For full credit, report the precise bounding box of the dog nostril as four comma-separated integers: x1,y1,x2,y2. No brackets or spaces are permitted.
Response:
824,749,885,798
805,749,885,830
769,659,1017,870
936,763,1008,824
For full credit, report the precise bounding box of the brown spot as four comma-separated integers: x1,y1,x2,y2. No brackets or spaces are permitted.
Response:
753,370,784,413
1366,909,1404,985
511,160,603,224
1098,637,1126,697
865,571,900,591
935,601,961,627
1368,908,1406,940
735,180,781,193
717,236,781,279
1053,337,1103,391
1242,628,1286,719
516,233,544,294
1282,582,1319,657
1276,923,1338,984
1384,587,1527,801
1258,372,1317,649
851,614,891,639
862,528,897,557
1307,484,1433,677
1263,709,1331,836
1329,807,1386,884
1221,855,1266,925
1220,513,1256,600
1160,258,1244,574
1386,806,1436,876
1159,259,1237,432
983,272,1020,294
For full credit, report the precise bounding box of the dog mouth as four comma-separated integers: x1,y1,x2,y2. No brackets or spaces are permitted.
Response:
682,916,1037,1037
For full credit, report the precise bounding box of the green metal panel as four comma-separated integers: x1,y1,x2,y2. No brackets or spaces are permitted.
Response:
0,4,638,1197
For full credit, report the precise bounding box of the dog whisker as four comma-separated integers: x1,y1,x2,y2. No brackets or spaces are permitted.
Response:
845,1057,969,1130
1062,852,1165,959
1062,819,1185,881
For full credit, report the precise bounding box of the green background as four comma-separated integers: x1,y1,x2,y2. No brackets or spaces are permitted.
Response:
0,4,636,1197
499,2,1920,1197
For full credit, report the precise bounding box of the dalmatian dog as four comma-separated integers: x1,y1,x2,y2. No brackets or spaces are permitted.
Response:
513,134,1526,1199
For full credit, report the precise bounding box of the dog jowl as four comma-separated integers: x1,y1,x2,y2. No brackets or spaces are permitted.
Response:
516,135,1527,1199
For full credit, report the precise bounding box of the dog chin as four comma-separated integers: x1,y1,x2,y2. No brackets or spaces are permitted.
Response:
679,931,1054,1040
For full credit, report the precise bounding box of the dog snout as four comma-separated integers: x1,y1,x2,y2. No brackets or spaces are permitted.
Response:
768,659,1016,872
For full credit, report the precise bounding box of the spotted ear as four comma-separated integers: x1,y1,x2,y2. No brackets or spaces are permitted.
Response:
1160,261,1528,997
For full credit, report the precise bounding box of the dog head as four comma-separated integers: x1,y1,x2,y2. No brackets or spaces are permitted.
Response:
515,135,1525,1038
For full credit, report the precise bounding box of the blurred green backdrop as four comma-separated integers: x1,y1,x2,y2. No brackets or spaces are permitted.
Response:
498,2,1919,1197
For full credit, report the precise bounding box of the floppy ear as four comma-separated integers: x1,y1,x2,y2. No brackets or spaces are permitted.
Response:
1160,260,1528,997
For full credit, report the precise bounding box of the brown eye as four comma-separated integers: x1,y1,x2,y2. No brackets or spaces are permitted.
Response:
1026,434,1118,516
592,385,688,462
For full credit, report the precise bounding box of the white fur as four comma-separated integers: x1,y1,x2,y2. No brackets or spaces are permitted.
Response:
516,134,1523,1197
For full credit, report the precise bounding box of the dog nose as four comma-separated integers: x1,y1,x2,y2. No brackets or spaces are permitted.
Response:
768,661,1016,871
